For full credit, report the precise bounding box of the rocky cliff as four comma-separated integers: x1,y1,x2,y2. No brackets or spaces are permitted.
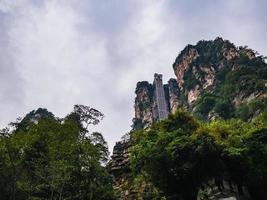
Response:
168,78,181,113
132,81,154,130
15,108,54,131
109,37,267,199
132,77,181,130
131,37,267,128
172,37,267,120
108,140,134,199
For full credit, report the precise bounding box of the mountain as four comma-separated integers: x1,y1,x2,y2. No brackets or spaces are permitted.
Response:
132,37,267,131
15,108,55,131
172,37,267,121
109,37,267,199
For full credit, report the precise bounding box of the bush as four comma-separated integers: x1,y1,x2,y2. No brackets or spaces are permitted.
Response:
130,110,267,200
214,99,234,119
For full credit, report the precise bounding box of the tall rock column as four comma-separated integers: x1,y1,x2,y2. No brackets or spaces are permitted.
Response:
168,78,180,113
132,81,154,130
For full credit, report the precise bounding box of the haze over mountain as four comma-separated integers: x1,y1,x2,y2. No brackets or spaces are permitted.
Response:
0,0,267,151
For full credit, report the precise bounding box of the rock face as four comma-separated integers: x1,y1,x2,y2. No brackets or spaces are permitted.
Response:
197,179,251,200
109,141,131,176
168,78,181,113
131,38,267,126
174,47,199,90
108,141,134,200
173,38,235,105
131,37,267,125
132,74,173,130
132,81,154,130
171,37,267,120
110,74,175,199
110,37,267,199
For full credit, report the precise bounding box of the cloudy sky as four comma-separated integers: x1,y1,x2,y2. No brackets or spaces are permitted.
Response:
0,0,266,152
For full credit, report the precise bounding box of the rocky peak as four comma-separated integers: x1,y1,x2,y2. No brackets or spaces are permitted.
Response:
17,108,54,131
132,81,154,130
173,46,199,90
109,140,131,175
173,38,236,94
168,78,181,113
110,38,267,199
132,75,173,130
172,37,267,120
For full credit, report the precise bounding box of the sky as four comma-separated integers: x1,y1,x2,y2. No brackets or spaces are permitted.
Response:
0,0,266,152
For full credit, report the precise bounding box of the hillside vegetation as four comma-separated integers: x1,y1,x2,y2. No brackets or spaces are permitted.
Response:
130,109,267,199
173,38,267,121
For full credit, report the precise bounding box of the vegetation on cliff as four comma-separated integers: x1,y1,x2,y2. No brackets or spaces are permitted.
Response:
173,37,267,121
130,109,267,200
109,38,267,200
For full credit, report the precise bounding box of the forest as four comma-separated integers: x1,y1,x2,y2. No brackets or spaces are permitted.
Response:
0,105,117,200
130,109,267,200
1,105,266,199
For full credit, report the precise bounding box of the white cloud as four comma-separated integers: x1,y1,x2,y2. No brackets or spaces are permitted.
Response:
0,0,266,152
0,0,26,13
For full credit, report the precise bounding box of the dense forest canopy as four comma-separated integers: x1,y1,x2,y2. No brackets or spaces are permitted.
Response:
0,105,117,200
1,103,267,200
129,109,267,200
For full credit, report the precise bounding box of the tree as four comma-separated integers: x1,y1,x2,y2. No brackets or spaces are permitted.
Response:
72,104,104,140
130,109,267,200
90,132,109,164
74,104,104,127
214,99,234,119
0,106,116,200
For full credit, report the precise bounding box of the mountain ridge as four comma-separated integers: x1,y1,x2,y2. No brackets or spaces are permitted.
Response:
109,37,267,200
132,37,267,130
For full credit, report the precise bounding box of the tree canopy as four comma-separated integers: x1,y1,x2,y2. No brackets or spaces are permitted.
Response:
130,109,267,200
0,105,117,200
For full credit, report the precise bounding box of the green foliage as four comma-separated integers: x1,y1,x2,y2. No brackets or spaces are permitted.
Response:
132,118,144,130
219,55,267,100
130,110,267,200
244,128,267,198
0,106,116,200
174,38,267,122
235,99,267,121
183,65,200,91
214,98,234,119
193,94,217,118
132,172,166,200
193,94,234,120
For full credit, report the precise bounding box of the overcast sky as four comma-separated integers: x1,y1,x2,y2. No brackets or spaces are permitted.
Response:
0,0,266,152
